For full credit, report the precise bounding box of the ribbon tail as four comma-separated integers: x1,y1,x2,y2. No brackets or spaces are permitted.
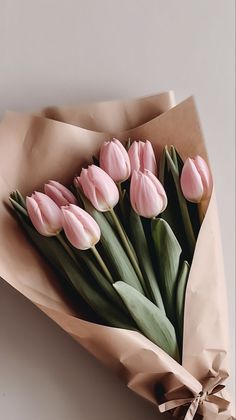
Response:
183,396,200,420
159,398,193,413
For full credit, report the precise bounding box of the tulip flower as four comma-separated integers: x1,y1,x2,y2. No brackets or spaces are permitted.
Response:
26,192,62,236
75,165,119,212
44,180,77,207
128,140,157,175
100,138,131,183
180,156,213,203
130,170,167,218
61,204,101,250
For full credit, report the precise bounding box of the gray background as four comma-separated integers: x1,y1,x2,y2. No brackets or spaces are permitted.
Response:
0,1,235,419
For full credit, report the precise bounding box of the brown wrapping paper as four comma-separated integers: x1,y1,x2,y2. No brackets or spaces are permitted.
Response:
0,92,234,419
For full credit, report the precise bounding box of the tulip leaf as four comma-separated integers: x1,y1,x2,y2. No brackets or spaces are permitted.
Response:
113,281,180,361
125,137,131,150
77,249,128,313
129,208,165,313
165,147,196,259
158,149,185,244
10,190,27,209
12,207,136,330
9,196,28,217
176,260,190,349
151,218,182,326
78,192,145,295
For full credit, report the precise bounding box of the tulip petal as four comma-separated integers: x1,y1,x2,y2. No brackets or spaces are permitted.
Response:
62,208,91,250
33,192,62,231
45,184,69,207
137,173,163,218
143,140,157,175
180,158,204,203
26,196,48,235
131,171,166,218
145,170,168,212
48,180,77,204
79,169,104,211
100,139,131,182
66,204,101,241
130,171,140,214
88,165,119,210
194,156,213,198
128,141,142,173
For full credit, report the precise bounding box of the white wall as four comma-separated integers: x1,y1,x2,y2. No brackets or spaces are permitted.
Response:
0,1,235,419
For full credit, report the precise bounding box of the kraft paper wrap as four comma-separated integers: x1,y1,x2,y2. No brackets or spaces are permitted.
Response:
0,92,234,419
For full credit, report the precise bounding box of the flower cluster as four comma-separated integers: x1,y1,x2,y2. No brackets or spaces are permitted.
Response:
10,139,213,362
25,139,212,252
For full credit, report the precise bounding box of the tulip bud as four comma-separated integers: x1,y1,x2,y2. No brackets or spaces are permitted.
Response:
44,180,77,207
128,140,157,175
180,156,213,203
130,170,167,218
26,192,62,236
62,204,101,250
75,165,119,212
100,138,131,182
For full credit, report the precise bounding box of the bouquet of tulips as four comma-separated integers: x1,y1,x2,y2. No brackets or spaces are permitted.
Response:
10,139,211,364
0,94,234,420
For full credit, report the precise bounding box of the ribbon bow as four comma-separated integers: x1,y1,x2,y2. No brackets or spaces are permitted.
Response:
159,378,230,420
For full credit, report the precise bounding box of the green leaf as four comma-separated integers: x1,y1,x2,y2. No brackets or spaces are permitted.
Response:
77,249,127,312
151,218,182,326
10,190,27,208
170,145,179,170
14,209,136,330
165,147,196,258
79,193,145,294
129,208,165,313
16,190,27,208
158,150,185,244
126,137,131,150
176,260,190,348
9,197,28,217
113,281,180,361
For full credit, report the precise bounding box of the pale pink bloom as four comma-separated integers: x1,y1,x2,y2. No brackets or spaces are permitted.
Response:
128,140,157,175
100,138,131,182
26,192,62,236
130,170,167,218
180,156,213,203
44,180,77,207
62,204,101,250
75,165,119,212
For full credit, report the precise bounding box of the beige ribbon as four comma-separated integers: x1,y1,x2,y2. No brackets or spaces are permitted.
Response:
159,379,230,420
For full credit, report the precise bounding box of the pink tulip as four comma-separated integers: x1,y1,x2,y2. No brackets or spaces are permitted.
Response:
26,192,62,236
62,204,101,250
130,170,167,218
75,165,119,212
128,140,157,175
180,156,213,203
44,180,77,207
100,138,131,182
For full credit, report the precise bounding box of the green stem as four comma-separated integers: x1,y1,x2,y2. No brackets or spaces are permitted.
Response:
109,208,145,288
170,145,178,168
57,233,79,265
91,246,113,284
158,149,166,185
117,182,126,221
